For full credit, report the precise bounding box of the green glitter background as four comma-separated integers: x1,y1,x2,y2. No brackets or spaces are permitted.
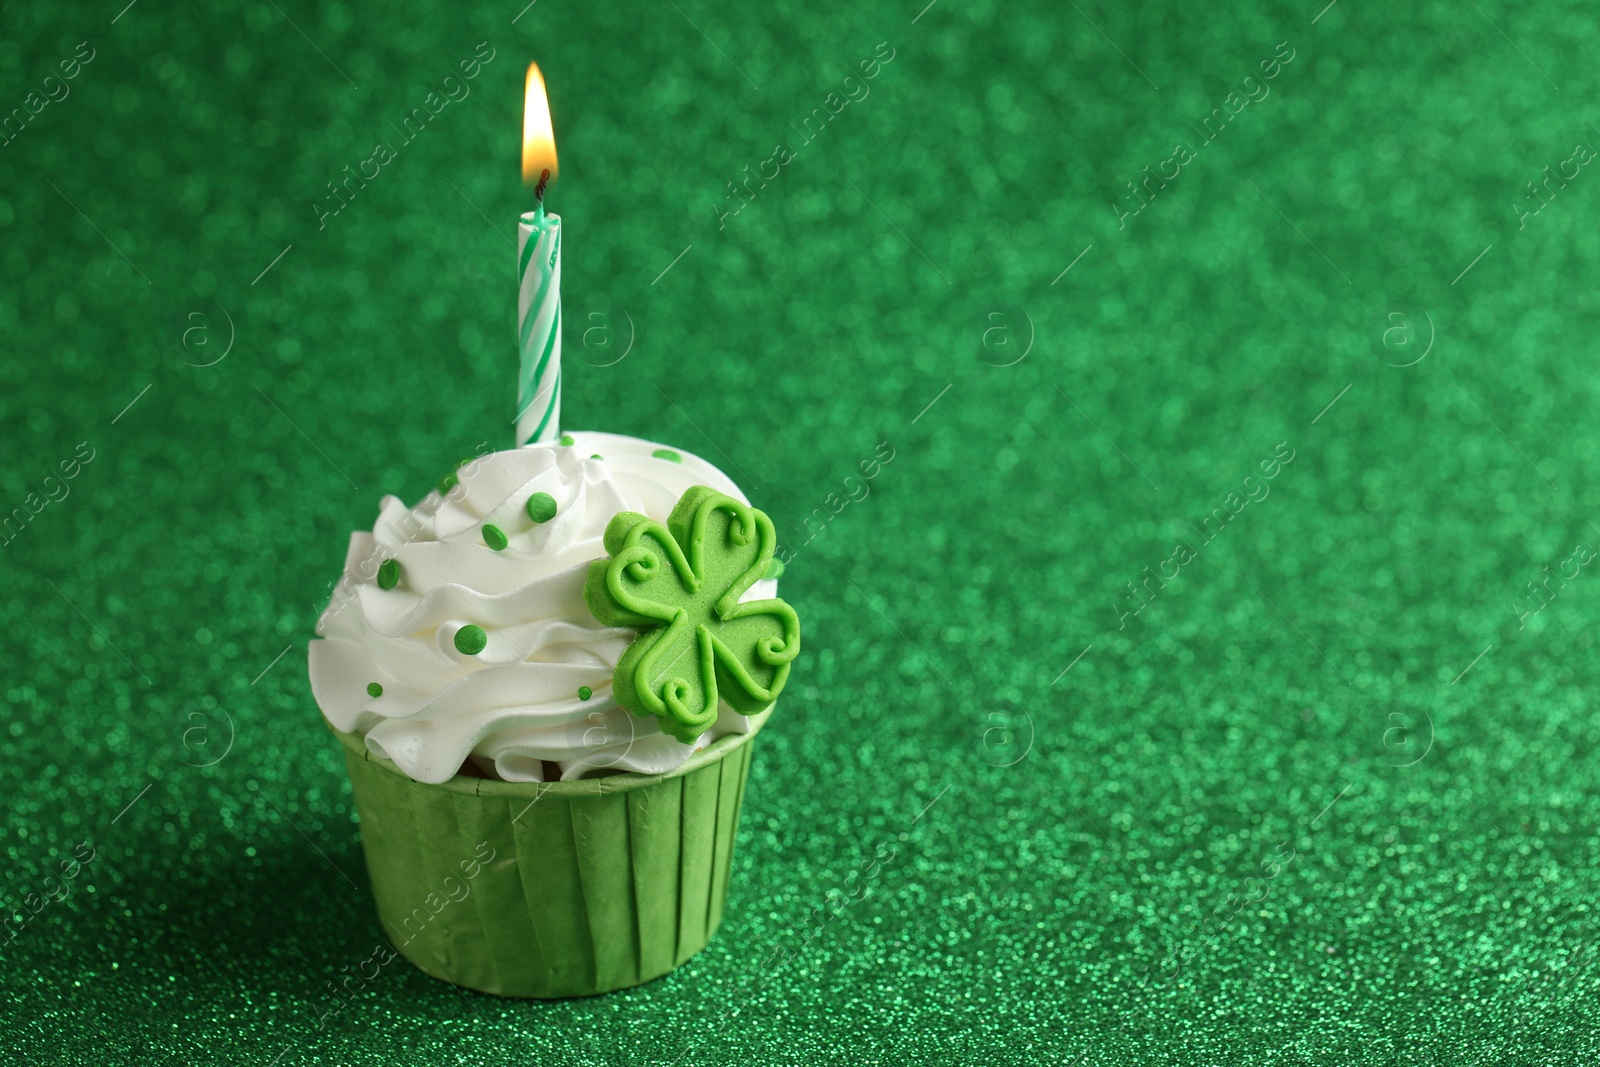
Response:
3,0,1598,1062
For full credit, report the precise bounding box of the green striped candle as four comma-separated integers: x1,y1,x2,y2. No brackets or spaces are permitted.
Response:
515,202,561,446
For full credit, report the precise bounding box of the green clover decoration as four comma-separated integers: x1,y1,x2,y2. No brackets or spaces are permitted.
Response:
583,485,800,743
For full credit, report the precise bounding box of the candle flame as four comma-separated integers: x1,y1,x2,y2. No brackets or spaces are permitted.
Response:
522,62,558,189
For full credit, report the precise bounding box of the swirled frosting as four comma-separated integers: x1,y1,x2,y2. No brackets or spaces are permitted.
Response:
308,432,775,785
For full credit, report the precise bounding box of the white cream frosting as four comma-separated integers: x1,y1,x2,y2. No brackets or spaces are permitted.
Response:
308,431,775,785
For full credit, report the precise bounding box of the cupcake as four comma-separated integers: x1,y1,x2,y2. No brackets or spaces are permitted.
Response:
309,431,799,997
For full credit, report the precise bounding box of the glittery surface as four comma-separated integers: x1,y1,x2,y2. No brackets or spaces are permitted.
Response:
3,1,1598,1063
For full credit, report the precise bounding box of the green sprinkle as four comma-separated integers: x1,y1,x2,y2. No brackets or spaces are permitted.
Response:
590,454,603,460
483,524,508,551
366,682,383,698
652,448,682,463
525,492,558,523
578,685,593,701
454,624,488,656
438,471,459,494
377,559,400,590
559,434,575,446
764,557,786,580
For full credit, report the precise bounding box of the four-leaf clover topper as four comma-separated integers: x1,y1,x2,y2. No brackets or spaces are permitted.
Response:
583,485,801,744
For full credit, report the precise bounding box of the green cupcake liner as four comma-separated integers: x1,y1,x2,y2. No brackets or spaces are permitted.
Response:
330,710,767,998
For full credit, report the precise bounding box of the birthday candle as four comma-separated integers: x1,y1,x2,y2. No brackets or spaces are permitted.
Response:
516,203,560,446
516,62,561,447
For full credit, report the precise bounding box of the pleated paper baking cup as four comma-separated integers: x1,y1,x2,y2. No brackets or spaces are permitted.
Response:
330,710,767,999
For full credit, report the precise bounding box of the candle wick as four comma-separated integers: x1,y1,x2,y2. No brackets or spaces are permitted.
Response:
534,169,550,204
